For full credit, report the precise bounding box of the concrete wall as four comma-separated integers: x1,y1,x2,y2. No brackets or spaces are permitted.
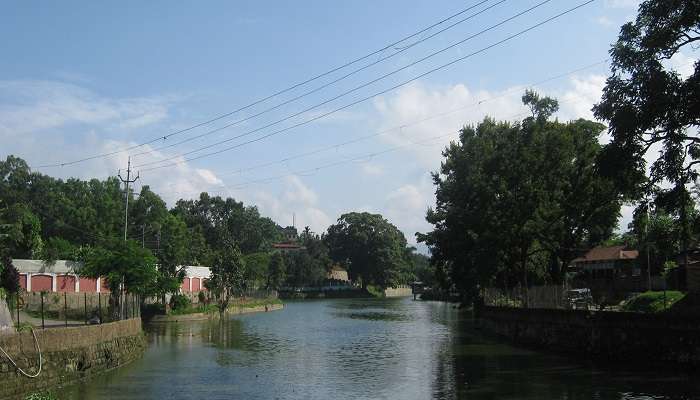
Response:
384,286,413,297
478,306,700,367
0,318,146,399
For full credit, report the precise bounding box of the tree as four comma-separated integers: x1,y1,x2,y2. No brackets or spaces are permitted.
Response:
0,255,20,295
78,239,158,319
267,252,286,290
0,203,43,258
207,242,246,316
153,214,189,304
324,212,411,289
243,252,271,289
419,91,621,304
593,0,700,261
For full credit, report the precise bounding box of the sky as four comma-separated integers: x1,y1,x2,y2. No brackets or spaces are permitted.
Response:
1,0,697,252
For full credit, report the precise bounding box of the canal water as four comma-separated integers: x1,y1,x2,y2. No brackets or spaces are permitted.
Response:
64,298,699,399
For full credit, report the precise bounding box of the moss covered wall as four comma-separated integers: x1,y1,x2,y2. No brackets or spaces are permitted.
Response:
478,306,700,367
0,318,145,399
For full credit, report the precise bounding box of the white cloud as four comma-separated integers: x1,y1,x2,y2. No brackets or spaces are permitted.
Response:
384,180,434,246
557,75,606,121
246,175,331,234
595,15,615,27
668,51,697,80
604,0,640,9
372,81,525,168
0,80,172,139
360,162,384,176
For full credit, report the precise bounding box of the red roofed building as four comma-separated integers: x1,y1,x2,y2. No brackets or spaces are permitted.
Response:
571,245,643,294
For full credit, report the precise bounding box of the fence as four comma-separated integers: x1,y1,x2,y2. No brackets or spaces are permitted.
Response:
482,285,572,309
8,291,141,330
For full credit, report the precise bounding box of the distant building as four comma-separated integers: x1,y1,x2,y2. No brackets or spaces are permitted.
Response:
180,266,210,293
13,259,209,294
13,259,109,293
570,246,643,296
327,265,349,282
272,243,305,252
279,226,298,242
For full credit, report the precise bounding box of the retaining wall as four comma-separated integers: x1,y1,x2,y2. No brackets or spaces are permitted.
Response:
0,318,146,399
383,286,413,297
478,306,700,367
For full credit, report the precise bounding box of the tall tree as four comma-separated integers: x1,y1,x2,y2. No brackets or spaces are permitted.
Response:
267,252,286,290
324,212,411,288
207,242,246,316
593,0,700,259
419,92,621,304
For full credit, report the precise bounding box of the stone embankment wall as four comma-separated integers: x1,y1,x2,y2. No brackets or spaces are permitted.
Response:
478,306,700,367
0,318,146,399
149,303,284,322
383,286,413,297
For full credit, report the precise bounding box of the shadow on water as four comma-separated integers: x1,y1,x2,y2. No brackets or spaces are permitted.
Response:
60,298,700,400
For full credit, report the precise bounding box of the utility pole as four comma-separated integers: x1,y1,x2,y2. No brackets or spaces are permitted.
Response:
646,202,652,292
118,156,139,241
117,156,139,321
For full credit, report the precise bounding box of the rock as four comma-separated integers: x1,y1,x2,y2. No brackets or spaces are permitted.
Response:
0,298,14,334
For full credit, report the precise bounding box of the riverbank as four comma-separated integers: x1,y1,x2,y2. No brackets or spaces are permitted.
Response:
148,302,284,322
477,305,700,368
0,318,145,399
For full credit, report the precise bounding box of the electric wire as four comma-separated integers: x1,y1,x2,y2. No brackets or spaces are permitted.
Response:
155,57,608,192
128,0,507,158
35,0,495,169
135,0,558,169
137,0,596,172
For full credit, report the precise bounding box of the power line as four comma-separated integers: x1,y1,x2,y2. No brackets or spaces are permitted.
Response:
129,0,508,158
138,0,596,172
157,58,608,191
35,1,496,169
135,0,555,169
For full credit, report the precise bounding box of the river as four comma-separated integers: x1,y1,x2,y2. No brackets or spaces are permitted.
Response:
64,298,699,399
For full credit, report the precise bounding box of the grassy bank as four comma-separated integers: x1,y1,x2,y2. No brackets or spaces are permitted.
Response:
621,291,685,313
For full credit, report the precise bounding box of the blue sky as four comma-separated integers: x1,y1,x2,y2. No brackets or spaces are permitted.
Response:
2,0,694,249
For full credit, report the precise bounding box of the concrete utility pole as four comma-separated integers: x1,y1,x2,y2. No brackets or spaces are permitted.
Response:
118,156,139,241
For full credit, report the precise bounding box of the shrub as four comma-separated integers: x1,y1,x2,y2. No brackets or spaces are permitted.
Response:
170,294,191,311
621,291,685,313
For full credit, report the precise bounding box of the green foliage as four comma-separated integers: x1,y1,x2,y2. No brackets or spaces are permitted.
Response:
267,252,286,289
324,212,412,289
418,92,621,303
593,0,700,252
243,252,271,289
0,203,43,258
169,294,191,311
40,237,76,264
77,239,158,295
24,392,57,400
622,291,685,313
207,242,246,313
0,255,20,294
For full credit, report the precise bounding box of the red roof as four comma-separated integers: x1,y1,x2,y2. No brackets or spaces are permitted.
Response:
572,246,639,263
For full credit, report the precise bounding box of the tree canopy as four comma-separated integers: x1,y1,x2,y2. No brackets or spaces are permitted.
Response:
418,92,621,303
324,212,413,288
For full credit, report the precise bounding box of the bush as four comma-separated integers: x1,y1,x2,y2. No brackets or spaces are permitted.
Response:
170,294,191,311
621,291,685,313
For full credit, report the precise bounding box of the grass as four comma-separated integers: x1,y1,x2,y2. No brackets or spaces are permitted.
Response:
366,285,385,298
25,392,57,400
621,291,686,313
168,298,282,315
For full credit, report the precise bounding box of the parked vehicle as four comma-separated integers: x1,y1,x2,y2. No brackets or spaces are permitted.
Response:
566,288,592,310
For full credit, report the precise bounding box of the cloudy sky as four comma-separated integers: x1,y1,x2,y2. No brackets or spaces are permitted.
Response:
1,0,696,251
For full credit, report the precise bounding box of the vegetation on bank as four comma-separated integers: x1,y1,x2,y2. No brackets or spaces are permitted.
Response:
418,1,700,305
621,291,686,313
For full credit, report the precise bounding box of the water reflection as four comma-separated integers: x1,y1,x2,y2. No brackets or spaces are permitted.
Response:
62,298,699,400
